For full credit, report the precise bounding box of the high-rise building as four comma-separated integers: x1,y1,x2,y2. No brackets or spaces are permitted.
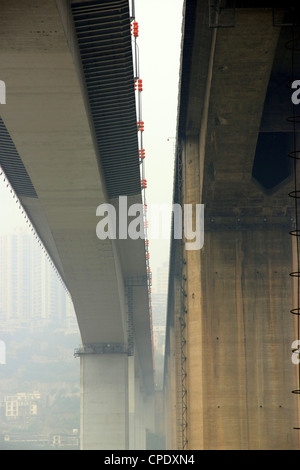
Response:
151,261,169,327
0,229,76,331
155,261,169,296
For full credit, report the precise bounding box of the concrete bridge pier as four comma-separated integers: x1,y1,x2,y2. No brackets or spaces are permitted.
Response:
79,348,155,450
128,356,136,449
132,379,156,449
80,351,129,450
0,0,155,451
134,377,146,449
195,226,299,450
167,131,299,449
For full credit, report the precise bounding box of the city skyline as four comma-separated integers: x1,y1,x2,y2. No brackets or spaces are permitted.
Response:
0,228,77,333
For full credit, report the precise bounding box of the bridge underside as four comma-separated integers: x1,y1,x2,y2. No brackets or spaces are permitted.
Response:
164,1,300,450
0,0,154,449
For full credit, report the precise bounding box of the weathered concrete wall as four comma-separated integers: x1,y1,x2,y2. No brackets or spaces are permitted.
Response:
199,228,299,449
164,323,177,449
164,3,300,449
165,144,300,449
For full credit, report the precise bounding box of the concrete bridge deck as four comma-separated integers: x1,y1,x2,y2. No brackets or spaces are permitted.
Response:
0,0,154,449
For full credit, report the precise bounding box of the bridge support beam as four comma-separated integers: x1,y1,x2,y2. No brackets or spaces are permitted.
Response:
80,353,129,450
134,377,146,449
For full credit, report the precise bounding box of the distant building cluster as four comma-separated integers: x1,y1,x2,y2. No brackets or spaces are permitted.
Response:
0,229,78,333
0,430,79,450
153,325,166,355
151,261,169,360
3,391,40,418
154,261,169,297
0,389,80,449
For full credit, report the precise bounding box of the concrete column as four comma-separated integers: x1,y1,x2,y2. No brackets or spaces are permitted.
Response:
181,133,299,449
174,272,187,450
128,355,135,449
164,323,177,449
140,393,146,449
80,353,129,450
182,135,203,450
143,392,155,435
183,225,299,450
142,391,156,448
134,377,146,449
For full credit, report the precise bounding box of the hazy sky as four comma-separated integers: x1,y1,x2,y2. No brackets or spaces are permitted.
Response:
0,0,184,277
134,0,183,273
